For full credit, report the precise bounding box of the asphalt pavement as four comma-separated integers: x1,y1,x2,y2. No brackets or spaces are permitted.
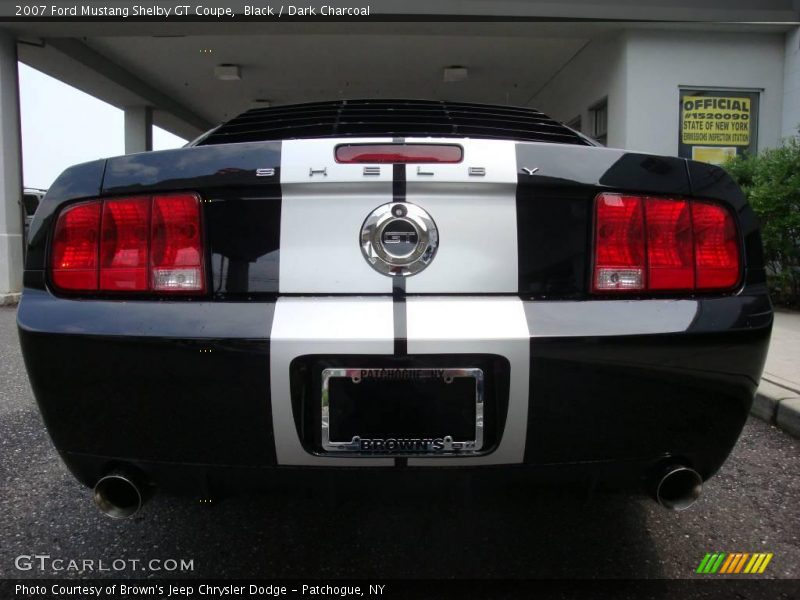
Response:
1,305,799,582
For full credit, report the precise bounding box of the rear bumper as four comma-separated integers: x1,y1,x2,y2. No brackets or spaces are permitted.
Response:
18,288,772,491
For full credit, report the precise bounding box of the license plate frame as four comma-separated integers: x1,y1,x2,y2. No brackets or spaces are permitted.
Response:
321,367,484,455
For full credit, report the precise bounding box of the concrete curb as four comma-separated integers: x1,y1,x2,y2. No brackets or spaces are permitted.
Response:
0,293,20,307
752,380,800,439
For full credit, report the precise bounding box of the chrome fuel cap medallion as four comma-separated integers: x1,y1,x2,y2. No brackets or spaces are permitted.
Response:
360,202,438,276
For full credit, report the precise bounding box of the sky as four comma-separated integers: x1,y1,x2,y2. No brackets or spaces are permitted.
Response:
18,63,188,190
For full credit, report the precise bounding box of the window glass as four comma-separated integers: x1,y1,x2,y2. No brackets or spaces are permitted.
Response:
590,100,608,145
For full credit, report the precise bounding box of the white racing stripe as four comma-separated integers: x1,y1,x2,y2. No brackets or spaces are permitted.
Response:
402,187,519,293
525,300,699,337
270,297,395,466
404,138,519,294
279,137,520,294
273,137,527,465
405,297,531,466
403,137,518,185
280,137,395,185
279,138,394,294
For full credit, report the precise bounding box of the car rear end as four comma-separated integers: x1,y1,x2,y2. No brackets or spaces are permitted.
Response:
17,100,772,512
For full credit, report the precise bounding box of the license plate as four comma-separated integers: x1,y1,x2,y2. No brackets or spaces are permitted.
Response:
321,367,484,455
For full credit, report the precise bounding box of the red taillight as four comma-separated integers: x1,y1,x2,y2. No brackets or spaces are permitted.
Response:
692,201,740,290
50,193,204,294
593,193,740,294
593,194,645,291
646,199,694,290
151,194,204,292
335,143,463,163
51,200,102,291
100,197,150,291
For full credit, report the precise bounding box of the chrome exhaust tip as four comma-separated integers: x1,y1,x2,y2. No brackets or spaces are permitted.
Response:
654,465,703,511
93,471,147,519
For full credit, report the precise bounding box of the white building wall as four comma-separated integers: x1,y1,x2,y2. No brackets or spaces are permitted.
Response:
782,26,800,138
532,29,787,157
624,30,786,156
529,34,628,149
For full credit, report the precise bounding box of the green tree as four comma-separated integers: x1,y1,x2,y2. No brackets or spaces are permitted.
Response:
726,132,800,306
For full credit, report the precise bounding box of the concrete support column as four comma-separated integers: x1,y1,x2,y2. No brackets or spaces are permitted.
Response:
0,29,23,303
124,106,153,154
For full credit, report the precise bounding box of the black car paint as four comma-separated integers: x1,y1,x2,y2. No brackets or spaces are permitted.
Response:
18,140,772,494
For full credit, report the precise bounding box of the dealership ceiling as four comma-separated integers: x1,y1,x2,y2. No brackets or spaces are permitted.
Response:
3,0,800,139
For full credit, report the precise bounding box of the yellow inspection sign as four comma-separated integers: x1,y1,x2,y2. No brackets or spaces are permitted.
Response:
681,96,751,146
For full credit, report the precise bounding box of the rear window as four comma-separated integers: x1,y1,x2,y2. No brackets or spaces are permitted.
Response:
196,99,591,147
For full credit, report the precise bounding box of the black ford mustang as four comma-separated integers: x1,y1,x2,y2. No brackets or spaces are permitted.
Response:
18,100,772,518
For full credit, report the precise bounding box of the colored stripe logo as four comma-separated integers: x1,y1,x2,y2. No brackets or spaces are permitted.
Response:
696,552,773,574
